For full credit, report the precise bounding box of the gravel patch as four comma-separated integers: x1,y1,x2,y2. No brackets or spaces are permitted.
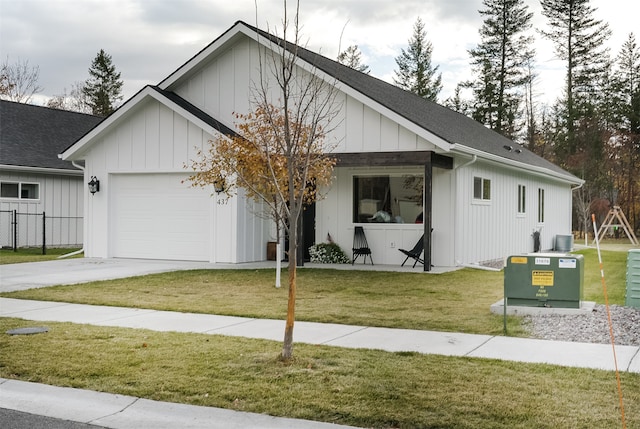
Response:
525,305,640,346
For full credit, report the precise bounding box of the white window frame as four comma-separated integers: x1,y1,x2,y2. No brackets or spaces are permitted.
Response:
473,176,491,202
0,181,40,200
537,188,545,223
517,184,526,215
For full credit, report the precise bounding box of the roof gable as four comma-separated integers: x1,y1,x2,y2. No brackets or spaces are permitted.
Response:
159,21,580,184
0,100,101,171
63,20,580,184
61,86,239,160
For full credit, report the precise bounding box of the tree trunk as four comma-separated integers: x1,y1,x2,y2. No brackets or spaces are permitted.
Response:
281,224,297,361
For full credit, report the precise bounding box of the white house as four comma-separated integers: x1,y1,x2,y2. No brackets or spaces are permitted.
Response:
0,100,101,249
61,21,583,269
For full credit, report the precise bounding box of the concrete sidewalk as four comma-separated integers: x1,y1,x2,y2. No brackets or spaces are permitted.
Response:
2,298,639,373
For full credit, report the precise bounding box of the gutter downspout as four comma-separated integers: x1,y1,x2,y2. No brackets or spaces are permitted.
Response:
59,161,86,259
454,154,477,170
452,153,477,268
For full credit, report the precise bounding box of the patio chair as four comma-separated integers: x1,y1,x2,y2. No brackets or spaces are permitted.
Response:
352,226,373,265
399,235,425,268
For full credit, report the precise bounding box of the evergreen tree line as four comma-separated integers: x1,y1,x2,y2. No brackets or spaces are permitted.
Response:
339,0,639,235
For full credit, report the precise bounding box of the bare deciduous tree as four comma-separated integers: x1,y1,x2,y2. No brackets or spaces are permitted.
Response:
0,57,43,103
46,81,92,114
188,5,341,361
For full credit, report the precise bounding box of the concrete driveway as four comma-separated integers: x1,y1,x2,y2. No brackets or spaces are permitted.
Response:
0,256,454,293
0,258,264,293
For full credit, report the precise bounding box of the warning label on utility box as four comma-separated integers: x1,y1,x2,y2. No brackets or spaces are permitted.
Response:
532,270,554,286
511,257,528,264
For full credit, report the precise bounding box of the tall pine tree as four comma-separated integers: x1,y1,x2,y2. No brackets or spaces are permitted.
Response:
393,17,442,101
613,33,640,140
337,45,370,73
540,0,611,158
82,49,123,116
468,0,535,140
610,34,640,224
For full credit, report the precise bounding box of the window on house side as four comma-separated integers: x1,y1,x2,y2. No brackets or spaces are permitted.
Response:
473,177,491,201
0,182,40,200
538,188,545,223
1,182,19,198
518,184,526,214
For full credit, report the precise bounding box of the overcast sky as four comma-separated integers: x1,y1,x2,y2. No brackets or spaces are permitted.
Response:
1,0,637,108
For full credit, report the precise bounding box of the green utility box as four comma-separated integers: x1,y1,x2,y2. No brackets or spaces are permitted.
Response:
626,250,640,309
504,253,584,308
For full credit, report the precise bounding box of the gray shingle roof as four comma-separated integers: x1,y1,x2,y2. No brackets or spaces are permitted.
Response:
239,21,578,181
1,100,102,170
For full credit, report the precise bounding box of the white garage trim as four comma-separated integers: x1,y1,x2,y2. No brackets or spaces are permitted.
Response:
109,173,212,261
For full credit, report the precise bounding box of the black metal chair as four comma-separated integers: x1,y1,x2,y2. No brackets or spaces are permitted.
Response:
399,234,425,268
352,226,373,265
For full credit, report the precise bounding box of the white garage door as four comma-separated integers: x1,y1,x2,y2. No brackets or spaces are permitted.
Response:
110,174,211,261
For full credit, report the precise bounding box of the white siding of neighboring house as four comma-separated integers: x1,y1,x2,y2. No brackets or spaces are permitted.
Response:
0,171,84,248
80,98,268,262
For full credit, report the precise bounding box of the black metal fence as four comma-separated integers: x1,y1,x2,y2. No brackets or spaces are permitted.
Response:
0,210,83,254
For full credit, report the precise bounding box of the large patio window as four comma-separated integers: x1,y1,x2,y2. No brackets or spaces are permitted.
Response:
353,175,423,223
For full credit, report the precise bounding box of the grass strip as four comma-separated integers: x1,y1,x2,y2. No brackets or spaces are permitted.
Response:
0,248,82,264
1,318,637,429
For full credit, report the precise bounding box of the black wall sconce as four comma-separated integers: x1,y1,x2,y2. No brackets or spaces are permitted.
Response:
88,176,100,194
214,177,225,194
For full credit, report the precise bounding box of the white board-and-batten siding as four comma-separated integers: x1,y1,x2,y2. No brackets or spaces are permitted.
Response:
81,97,267,262
454,160,573,266
170,36,451,263
0,171,84,247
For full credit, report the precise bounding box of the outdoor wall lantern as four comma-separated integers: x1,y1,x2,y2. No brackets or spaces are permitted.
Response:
88,176,100,194
214,177,225,194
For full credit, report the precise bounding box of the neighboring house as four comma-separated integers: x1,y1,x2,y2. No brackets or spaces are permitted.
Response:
61,21,583,268
0,100,102,248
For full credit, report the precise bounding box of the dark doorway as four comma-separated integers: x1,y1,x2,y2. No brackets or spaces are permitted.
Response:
302,201,316,261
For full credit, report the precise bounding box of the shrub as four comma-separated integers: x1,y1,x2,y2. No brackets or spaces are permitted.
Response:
308,242,351,264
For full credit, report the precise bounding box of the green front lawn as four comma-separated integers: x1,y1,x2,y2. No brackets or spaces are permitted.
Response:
1,318,637,429
0,248,82,264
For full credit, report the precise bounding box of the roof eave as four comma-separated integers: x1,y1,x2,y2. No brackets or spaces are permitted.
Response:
451,143,584,186
0,164,83,176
